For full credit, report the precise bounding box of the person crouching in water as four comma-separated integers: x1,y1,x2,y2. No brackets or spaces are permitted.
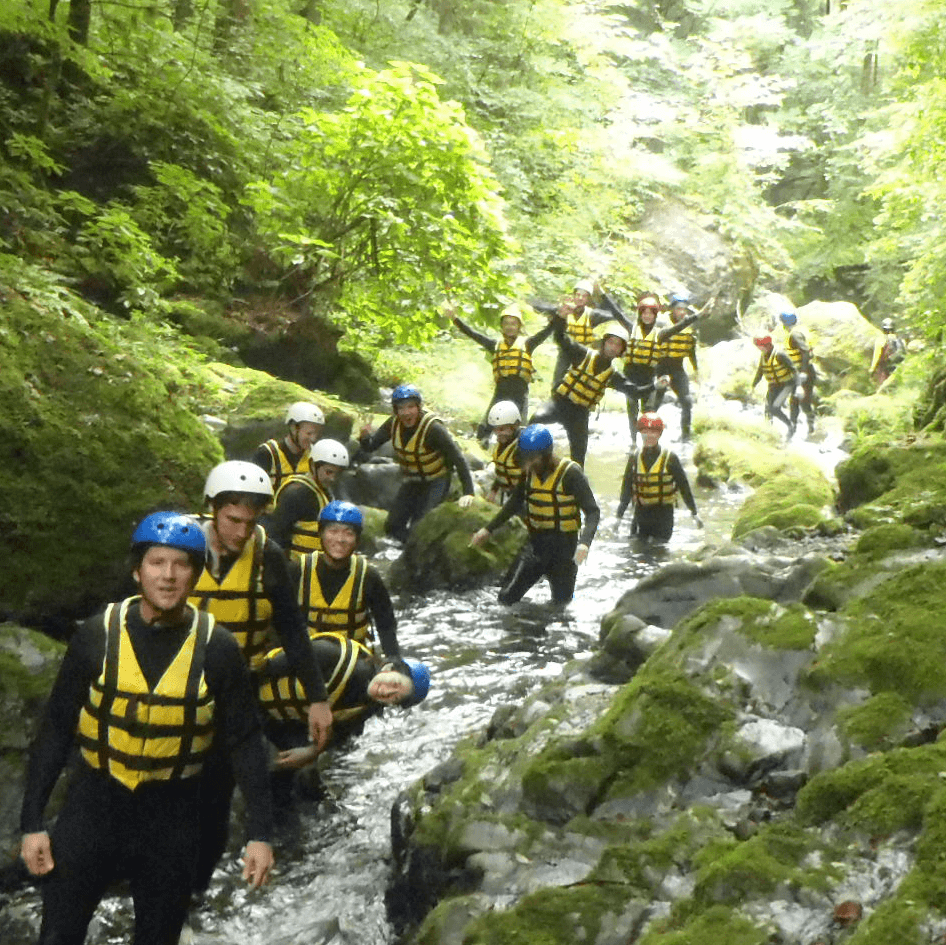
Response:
470,423,599,605
19,513,274,945
617,413,702,542
485,400,524,504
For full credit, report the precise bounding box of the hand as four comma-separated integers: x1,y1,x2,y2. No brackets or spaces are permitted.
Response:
307,700,333,753
275,745,318,770
656,375,671,389
457,494,474,509
574,543,589,566
693,514,704,529
241,840,274,889
359,423,372,439
470,527,490,547
795,386,804,398
557,301,574,318
21,832,54,876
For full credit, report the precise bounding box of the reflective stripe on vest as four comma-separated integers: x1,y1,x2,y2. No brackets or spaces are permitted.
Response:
635,449,677,507
566,312,595,345
492,438,522,493
189,524,273,670
492,339,534,383
762,350,793,385
554,350,613,408
625,322,665,368
664,326,695,362
525,458,581,533
76,598,215,790
298,552,371,643
261,438,309,493
257,633,374,725
784,330,807,369
274,474,331,559
392,412,448,479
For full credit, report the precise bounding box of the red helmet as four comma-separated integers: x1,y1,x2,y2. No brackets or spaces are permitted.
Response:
753,335,773,348
637,412,664,433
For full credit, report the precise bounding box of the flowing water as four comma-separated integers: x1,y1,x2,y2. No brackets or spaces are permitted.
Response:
0,400,845,945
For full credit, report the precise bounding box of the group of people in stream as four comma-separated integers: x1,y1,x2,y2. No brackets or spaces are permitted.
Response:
17,279,904,945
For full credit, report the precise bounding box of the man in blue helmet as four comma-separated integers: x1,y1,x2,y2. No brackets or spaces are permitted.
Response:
779,309,817,436
357,385,475,542
470,424,600,605
20,513,274,945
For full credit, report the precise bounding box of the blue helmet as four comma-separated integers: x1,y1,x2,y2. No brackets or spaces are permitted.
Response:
391,384,422,406
131,512,206,562
401,658,431,708
779,310,797,327
669,293,690,307
518,424,553,453
318,500,364,532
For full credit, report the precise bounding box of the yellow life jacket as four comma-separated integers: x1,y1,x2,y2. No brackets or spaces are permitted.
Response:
554,350,613,408
76,598,215,791
189,524,273,671
260,438,309,493
664,325,695,362
635,449,677,507
625,321,665,369
492,338,534,383
783,329,808,370
525,458,581,533
392,412,448,480
298,552,371,644
492,438,522,493
566,310,596,345
273,474,331,559
257,633,375,725
761,350,794,385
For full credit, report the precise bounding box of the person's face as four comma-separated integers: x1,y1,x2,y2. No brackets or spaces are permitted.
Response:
394,400,421,427
521,451,550,475
291,421,322,451
638,301,659,326
213,501,260,555
671,303,687,323
500,315,521,341
314,463,343,488
494,423,518,446
367,671,412,705
573,290,592,309
135,546,198,617
602,336,626,359
640,430,661,448
320,522,359,563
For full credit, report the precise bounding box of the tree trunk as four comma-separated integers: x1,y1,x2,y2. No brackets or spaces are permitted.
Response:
68,0,92,44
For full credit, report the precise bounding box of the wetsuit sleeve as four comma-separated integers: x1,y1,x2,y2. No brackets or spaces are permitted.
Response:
485,479,527,532
527,299,559,317
364,565,400,657
262,541,328,702
525,320,555,353
596,296,634,332
19,618,104,833
250,443,274,472
751,358,764,388
589,308,616,328
553,320,585,364
205,629,274,843
427,422,475,495
608,367,655,398
358,416,395,456
657,313,699,343
668,453,698,516
264,483,312,552
453,316,497,352
564,464,600,547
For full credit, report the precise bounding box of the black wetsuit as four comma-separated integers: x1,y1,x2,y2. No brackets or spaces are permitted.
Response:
617,446,698,542
751,350,798,434
20,601,272,945
654,318,700,438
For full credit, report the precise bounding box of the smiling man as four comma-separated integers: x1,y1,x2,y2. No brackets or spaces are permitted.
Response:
20,512,274,945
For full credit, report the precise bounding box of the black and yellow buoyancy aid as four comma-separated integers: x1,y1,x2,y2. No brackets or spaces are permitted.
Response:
634,449,677,507
566,310,596,345
189,524,273,670
257,634,374,725
554,350,613,408
625,322,665,369
274,474,331,559
525,458,581,533
492,338,534,383
77,598,215,791
783,330,808,370
261,438,309,493
492,438,522,493
761,349,794,385
663,325,696,363
392,412,448,480
298,552,371,643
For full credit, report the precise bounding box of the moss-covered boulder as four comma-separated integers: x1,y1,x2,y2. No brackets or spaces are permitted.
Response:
0,271,222,623
389,499,526,592
731,469,836,540
796,300,880,395
691,414,786,487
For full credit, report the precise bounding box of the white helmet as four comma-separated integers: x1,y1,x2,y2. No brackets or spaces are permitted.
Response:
574,278,595,295
487,401,522,427
204,461,274,500
285,402,325,426
309,438,350,467
602,322,630,344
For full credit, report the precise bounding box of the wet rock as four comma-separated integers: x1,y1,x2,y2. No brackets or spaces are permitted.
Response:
717,716,807,785
337,458,404,511
590,614,670,684
731,470,836,541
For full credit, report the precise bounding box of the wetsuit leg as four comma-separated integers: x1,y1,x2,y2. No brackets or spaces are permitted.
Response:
530,398,560,428
386,479,425,542
617,452,636,519
411,476,451,531
559,401,590,466
544,533,579,604
192,745,235,895
633,505,674,542
671,368,692,437
498,539,549,604
625,393,641,438
767,383,793,433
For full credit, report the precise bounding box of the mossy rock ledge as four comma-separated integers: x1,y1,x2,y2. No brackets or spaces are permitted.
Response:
390,571,946,944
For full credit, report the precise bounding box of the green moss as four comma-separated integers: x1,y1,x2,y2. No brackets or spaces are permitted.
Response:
836,692,913,750
691,417,785,487
854,523,925,556
670,597,816,652
636,904,771,945
731,469,834,540
844,900,926,945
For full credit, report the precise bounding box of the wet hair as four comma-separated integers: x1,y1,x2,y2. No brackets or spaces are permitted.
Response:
210,491,270,514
